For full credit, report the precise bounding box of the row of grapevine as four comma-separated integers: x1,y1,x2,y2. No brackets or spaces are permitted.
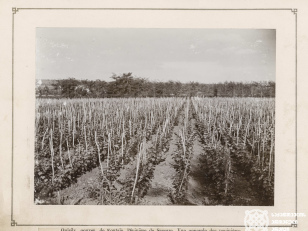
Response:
191,97,275,205
35,97,185,204
169,100,196,204
35,97,275,205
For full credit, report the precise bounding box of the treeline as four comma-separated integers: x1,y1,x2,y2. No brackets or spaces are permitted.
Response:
36,72,275,98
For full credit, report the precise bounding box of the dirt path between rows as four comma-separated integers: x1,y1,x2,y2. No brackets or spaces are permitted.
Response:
140,124,181,205
38,100,211,206
141,102,210,205
186,118,209,205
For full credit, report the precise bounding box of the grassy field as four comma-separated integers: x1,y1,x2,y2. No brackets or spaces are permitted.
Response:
34,97,275,205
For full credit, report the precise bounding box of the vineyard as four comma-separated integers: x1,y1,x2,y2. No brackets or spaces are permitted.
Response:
34,97,275,205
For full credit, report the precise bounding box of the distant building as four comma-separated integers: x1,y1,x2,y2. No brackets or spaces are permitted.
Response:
35,79,61,97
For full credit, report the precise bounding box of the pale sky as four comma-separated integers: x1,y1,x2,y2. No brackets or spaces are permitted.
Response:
36,28,275,83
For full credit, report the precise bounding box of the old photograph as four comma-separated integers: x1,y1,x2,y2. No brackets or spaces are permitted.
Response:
34,28,275,206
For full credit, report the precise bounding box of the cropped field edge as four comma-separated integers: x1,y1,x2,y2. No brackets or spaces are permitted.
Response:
11,8,297,227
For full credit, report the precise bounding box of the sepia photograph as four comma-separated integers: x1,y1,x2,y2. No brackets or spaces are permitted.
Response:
34,28,276,206
2,1,308,229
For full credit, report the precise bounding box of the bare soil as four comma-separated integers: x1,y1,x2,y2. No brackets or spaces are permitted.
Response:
36,102,261,206
139,126,181,205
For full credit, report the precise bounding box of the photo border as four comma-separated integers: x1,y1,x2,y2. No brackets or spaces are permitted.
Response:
11,7,298,228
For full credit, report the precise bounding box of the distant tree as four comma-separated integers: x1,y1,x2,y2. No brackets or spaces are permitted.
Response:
50,73,275,99
174,81,182,96
110,72,135,97
155,82,165,97
43,86,49,96
268,81,275,97
58,78,79,98
188,81,200,97
51,81,62,96
214,88,218,97
165,80,175,96
38,87,43,97
95,80,108,97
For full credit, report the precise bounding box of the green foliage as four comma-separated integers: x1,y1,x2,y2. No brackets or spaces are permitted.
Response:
35,97,185,204
192,97,275,205
170,101,196,204
35,97,275,205
36,74,276,99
